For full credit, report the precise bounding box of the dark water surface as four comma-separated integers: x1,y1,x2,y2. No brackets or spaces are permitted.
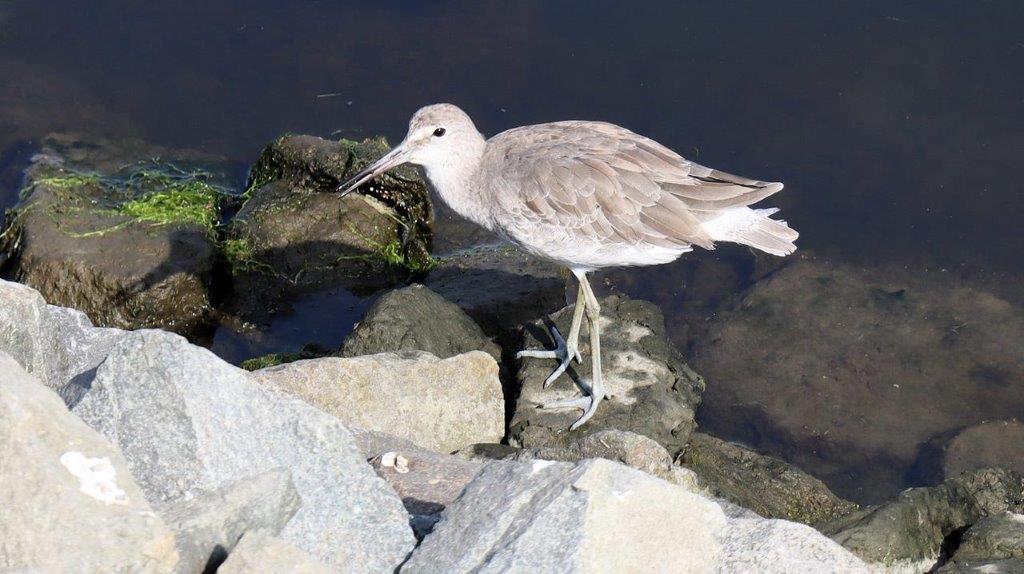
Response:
2,1,1022,503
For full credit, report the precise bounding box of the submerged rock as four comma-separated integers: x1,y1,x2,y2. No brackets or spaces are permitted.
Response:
340,283,501,360
824,468,1024,569
218,532,332,574
425,242,567,339
679,433,858,526
69,330,415,572
226,135,433,323
943,420,1024,480
510,295,704,453
162,469,301,574
0,353,179,573
404,458,868,573
692,253,1024,502
0,134,226,337
251,350,504,453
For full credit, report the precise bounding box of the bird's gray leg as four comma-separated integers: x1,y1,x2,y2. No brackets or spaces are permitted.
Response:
541,273,605,430
516,281,585,388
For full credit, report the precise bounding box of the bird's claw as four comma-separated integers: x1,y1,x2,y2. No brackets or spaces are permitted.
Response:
540,378,604,431
516,325,580,387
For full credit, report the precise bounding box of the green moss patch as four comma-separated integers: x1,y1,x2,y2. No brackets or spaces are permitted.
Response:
118,179,220,232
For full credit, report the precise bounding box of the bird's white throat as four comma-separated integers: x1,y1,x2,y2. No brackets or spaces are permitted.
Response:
422,137,493,231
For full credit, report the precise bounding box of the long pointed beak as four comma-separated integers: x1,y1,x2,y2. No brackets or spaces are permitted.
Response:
336,145,409,196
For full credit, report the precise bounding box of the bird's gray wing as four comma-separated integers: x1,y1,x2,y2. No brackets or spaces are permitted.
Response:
489,121,783,250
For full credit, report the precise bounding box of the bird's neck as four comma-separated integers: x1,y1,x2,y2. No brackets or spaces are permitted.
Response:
423,134,493,230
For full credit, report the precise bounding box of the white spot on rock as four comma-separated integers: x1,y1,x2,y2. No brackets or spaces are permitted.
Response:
60,451,129,505
379,451,410,474
531,460,555,474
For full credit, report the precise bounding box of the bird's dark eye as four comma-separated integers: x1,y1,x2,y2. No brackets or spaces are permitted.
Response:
433,127,446,137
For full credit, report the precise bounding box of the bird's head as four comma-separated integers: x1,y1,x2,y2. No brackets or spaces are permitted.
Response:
338,103,483,195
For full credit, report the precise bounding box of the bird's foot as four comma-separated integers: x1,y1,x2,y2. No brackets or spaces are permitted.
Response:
540,378,605,431
515,325,582,388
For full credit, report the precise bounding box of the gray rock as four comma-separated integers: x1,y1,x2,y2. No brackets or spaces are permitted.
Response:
425,243,568,338
162,469,301,574
218,532,332,574
0,134,223,337
0,278,125,395
824,468,1024,568
0,353,179,573
340,284,501,361
953,512,1024,562
403,458,868,573
692,254,1024,502
70,330,415,572
226,135,433,323
510,295,705,453
251,351,504,453
679,433,858,526
938,559,1024,573
944,420,1024,480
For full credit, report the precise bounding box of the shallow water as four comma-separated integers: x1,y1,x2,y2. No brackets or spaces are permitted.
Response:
1,1,1022,503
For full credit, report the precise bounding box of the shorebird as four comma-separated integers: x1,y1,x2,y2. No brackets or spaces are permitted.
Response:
339,104,797,430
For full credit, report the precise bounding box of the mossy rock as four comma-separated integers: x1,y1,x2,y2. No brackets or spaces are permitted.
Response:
226,135,434,323
0,134,231,337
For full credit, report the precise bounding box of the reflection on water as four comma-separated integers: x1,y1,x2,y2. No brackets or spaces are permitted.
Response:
1,0,1022,503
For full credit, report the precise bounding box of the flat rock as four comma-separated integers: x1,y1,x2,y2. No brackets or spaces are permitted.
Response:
824,468,1024,569
425,242,568,339
510,295,705,453
692,254,1024,502
404,458,868,573
340,283,500,361
226,135,433,323
162,468,301,574
944,420,1024,480
679,433,858,526
510,429,675,481
0,134,223,337
0,278,125,395
252,350,504,453
952,512,1024,562
218,532,332,574
70,330,415,572
0,353,179,573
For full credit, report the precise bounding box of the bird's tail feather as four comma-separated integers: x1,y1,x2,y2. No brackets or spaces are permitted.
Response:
702,207,798,256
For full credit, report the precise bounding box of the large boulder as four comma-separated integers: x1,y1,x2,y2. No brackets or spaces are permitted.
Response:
692,254,1024,502
218,532,332,574
510,295,705,453
251,350,504,453
339,283,501,360
162,469,301,574
824,468,1024,570
951,512,1024,562
943,420,1024,480
0,278,125,395
225,135,433,323
425,243,568,339
69,330,416,572
0,134,225,337
404,458,868,573
679,433,858,526
0,353,179,573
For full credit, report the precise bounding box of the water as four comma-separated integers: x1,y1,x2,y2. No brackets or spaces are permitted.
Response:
1,0,1022,503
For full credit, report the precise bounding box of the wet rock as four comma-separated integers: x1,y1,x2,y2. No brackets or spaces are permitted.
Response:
404,458,868,573
679,432,858,526
944,420,1024,480
0,278,125,395
0,134,225,337
226,135,432,323
0,353,179,573
218,532,332,574
952,512,1024,562
509,295,705,453
251,350,504,453
425,242,567,338
692,254,1024,502
824,468,1024,569
69,330,416,572
340,283,500,361
162,469,301,574
510,429,675,480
